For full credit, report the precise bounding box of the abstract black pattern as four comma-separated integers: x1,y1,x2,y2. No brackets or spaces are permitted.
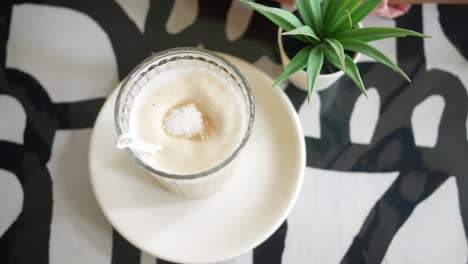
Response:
0,1,467,264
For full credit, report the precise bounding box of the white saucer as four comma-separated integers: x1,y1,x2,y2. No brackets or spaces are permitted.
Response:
89,54,305,263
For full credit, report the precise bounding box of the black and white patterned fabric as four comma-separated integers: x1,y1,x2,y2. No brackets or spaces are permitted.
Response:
1,1,468,263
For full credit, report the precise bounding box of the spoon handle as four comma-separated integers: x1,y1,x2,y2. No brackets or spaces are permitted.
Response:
116,133,162,155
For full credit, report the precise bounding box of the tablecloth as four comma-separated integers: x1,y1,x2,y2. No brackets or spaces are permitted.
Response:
1,0,468,263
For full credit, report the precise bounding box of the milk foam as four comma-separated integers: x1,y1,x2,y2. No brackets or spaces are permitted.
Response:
129,67,246,175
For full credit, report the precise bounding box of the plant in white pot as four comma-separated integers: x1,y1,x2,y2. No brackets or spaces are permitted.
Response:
241,0,429,100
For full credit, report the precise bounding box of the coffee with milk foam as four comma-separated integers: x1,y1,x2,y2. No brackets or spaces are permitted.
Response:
129,67,247,175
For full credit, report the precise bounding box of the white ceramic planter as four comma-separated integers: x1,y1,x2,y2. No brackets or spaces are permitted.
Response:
277,27,361,92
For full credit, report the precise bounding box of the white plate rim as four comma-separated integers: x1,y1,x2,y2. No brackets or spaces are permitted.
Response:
88,54,306,263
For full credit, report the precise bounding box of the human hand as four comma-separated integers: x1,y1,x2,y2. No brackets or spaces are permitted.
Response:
272,0,296,5
371,0,411,18
271,0,411,19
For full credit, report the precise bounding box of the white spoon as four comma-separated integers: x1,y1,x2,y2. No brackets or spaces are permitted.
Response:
116,133,162,155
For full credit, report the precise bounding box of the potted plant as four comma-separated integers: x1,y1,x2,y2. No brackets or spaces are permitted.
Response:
241,0,429,100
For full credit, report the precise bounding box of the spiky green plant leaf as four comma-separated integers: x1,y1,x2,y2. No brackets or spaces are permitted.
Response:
349,0,383,25
297,0,322,33
296,0,313,28
240,0,302,32
306,47,324,102
242,0,428,101
283,25,320,42
322,44,366,96
273,46,313,87
322,0,332,20
332,0,383,33
325,38,345,70
323,0,338,26
309,0,323,33
334,27,431,42
341,39,410,81
325,0,360,29
344,10,353,28
343,55,367,96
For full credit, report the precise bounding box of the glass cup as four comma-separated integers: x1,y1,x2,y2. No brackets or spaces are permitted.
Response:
114,47,255,198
